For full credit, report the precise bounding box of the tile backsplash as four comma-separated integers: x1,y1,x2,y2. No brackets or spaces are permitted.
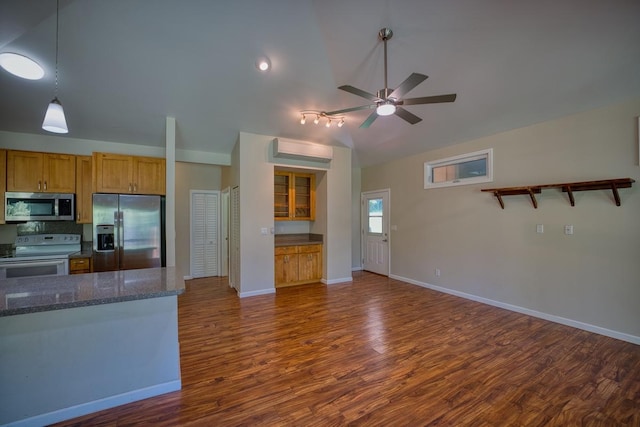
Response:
16,221,83,236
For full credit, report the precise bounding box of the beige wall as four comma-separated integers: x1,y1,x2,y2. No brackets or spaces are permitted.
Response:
362,97,640,342
174,161,224,280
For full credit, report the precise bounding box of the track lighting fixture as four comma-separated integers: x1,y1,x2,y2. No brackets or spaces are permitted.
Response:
299,110,345,129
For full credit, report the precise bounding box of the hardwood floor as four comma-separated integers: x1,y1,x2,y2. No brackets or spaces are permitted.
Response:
53,272,640,426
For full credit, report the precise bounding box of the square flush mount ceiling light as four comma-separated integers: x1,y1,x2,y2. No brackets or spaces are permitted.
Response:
0,52,45,80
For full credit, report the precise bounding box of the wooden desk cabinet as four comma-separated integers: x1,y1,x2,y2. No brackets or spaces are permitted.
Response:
275,244,322,287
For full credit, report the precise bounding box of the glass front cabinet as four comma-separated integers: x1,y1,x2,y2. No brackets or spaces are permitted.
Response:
274,171,315,221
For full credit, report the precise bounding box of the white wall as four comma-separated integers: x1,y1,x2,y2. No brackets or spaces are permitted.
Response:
361,98,640,342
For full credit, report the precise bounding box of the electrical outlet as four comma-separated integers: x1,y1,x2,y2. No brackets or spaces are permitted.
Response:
536,224,544,234
564,225,574,235
435,268,441,277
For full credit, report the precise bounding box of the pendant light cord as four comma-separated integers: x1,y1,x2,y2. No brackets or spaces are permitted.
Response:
54,0,60,98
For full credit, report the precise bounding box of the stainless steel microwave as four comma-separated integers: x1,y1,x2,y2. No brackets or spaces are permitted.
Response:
5,192,75,221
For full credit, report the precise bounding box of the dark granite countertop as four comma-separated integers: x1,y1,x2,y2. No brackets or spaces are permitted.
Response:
0,267,184,317
275,233,323,247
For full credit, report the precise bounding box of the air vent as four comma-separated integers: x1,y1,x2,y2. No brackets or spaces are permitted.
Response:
273,138,333,163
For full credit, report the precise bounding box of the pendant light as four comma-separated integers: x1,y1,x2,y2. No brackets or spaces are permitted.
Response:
42,0,68,134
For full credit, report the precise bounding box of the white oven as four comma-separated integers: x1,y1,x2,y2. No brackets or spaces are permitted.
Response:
0,234,80,280
0,257,69,279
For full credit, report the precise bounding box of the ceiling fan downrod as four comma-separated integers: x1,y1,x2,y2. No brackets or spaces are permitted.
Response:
379,28,393,99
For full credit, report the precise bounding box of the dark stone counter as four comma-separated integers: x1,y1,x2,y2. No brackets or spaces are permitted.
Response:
0,267,184,317
274,233,323,247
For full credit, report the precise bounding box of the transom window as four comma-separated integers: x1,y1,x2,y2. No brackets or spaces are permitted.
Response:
424,148,493,189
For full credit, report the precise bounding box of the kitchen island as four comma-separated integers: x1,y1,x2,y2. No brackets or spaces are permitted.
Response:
0,267,184,427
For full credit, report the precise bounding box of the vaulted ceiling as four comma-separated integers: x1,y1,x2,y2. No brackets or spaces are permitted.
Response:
1,0,639,167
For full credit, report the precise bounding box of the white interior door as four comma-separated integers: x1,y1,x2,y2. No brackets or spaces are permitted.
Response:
362,189,390,276
220,187,230,277
190,190,219,278
229,186,240,290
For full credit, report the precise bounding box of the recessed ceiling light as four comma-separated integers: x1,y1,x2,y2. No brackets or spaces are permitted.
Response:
255,56,271,72
0,52,45,80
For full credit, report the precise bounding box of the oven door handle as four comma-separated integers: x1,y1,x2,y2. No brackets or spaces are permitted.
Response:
1,260,66,268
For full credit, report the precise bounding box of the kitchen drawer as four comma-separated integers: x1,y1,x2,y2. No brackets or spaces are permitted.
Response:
275,246,298,255
298,244,321,254
70,257,92,274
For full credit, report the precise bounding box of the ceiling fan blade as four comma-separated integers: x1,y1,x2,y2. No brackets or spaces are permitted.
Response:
394,107,422,125
338,85,381,102
402,93,457,105
388,73,428,100
360,111,379,128
325,104,376,116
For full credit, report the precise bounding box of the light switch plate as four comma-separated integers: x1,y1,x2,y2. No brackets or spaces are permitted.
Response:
564,225,574,235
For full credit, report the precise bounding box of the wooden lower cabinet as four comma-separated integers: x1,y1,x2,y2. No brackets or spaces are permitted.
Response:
70,257,92,274
275,244,322,288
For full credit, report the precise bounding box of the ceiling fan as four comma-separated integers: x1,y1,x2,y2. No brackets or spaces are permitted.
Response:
325,28,457,128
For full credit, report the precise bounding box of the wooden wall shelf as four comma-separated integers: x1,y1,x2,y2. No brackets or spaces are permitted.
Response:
481,178,635,209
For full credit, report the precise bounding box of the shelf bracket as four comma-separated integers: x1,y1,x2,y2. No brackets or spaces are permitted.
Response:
527,188,538,209
565,185,575,206
493,191,505,209
610,182,621,206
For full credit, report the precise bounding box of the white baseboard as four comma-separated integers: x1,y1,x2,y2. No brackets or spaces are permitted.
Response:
8,380,181,427
238,288,276,298
390,274,640,346
322,276,353,285
351,266,363,272
183,275,193,280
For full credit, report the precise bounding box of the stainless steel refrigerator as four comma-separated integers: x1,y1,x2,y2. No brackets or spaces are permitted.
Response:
92,194,165,272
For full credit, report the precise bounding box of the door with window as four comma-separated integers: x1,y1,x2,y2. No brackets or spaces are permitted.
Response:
362,189,390,276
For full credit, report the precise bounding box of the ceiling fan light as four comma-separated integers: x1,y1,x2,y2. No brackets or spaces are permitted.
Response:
376,103,396,116
0,52,45,80
313,115,320,125
326,119,331,128
42,97,68,134
255,56,271,72
300,114,306,124
338,118,344,127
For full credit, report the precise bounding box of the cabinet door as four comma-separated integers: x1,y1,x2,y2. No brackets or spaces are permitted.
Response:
134,156,165,195
6,150,43,192
0,149,5,224
43,153,76,193
274,172,291,220
75,156,93,223
275,253,299,285
298,245,322,282
293,174,315,220
94,152,133,193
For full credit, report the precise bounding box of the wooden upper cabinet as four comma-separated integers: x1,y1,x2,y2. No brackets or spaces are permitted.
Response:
134,156,166,195
274,171,315,221
94,152,165,195
75,156,93,223
0,149,6,224
7,150,75,193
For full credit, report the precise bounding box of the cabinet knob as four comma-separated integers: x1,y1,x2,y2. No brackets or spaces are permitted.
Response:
44,181,47,190
129,183,132,192
133,183,137,192
38,181,41,191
